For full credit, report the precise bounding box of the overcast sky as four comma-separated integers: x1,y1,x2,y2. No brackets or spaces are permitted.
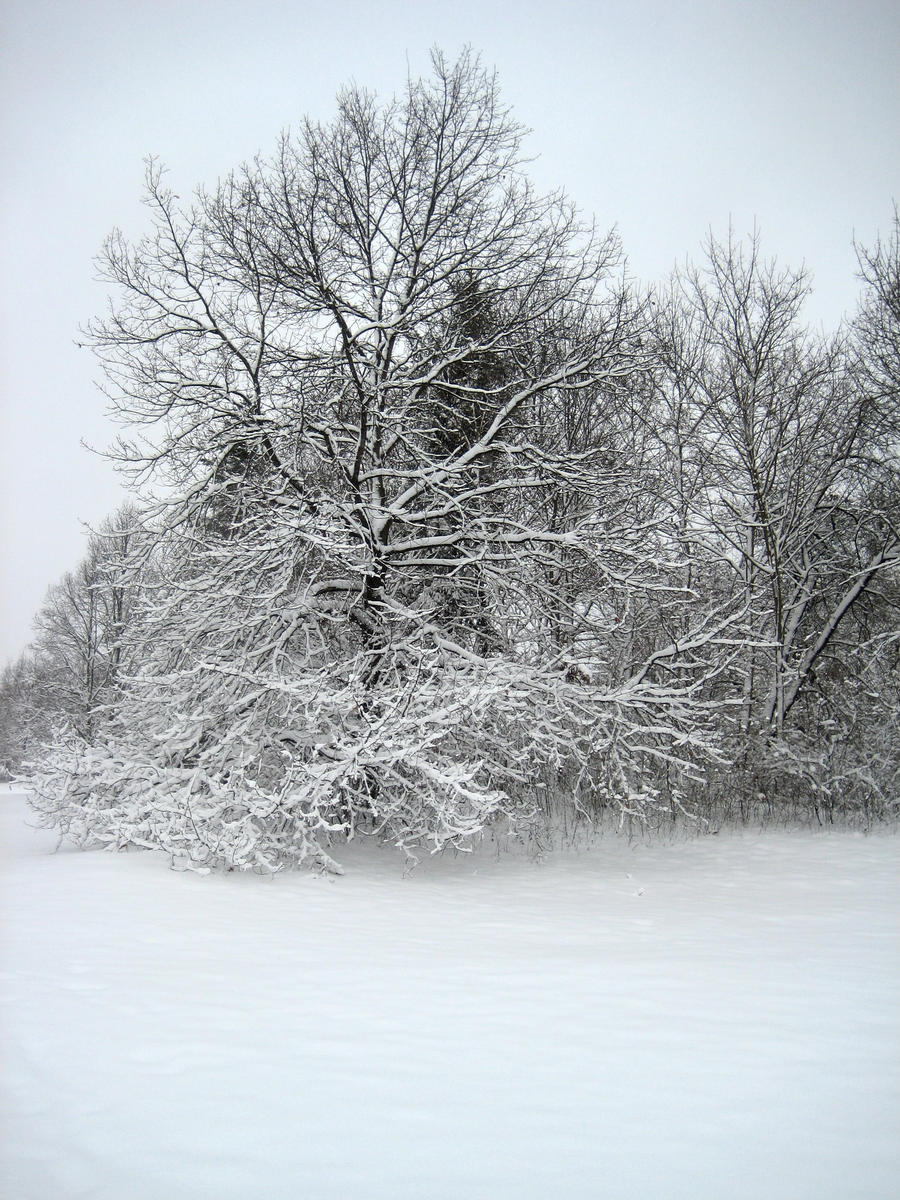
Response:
1,0,898,666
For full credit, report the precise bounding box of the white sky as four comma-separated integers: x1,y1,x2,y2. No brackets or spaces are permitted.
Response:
1,0,898,666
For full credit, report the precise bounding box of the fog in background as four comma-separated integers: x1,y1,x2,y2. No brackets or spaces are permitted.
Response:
2,0,897,665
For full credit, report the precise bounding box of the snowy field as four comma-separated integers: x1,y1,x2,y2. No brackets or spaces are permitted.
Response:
1,785,898,1200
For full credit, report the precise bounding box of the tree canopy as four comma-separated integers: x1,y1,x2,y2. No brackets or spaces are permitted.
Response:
7,51,898,868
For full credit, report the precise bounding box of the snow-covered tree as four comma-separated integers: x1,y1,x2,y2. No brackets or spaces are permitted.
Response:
0,653,41,775
29,505,143,740
651,229,899,817
29,51,731,870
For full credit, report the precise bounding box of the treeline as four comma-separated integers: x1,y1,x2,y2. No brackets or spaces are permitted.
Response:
2,52,897,870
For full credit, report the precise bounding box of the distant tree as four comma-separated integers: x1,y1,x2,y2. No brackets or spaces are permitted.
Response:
651,228,899,817
0,505,145,777
0,653,41,774
855,205,900,405
29,505,141,740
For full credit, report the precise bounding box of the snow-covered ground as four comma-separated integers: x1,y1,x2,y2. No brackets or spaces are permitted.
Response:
1,785,898,1199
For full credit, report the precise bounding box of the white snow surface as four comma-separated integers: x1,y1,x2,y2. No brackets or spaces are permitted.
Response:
2,785,898,1200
